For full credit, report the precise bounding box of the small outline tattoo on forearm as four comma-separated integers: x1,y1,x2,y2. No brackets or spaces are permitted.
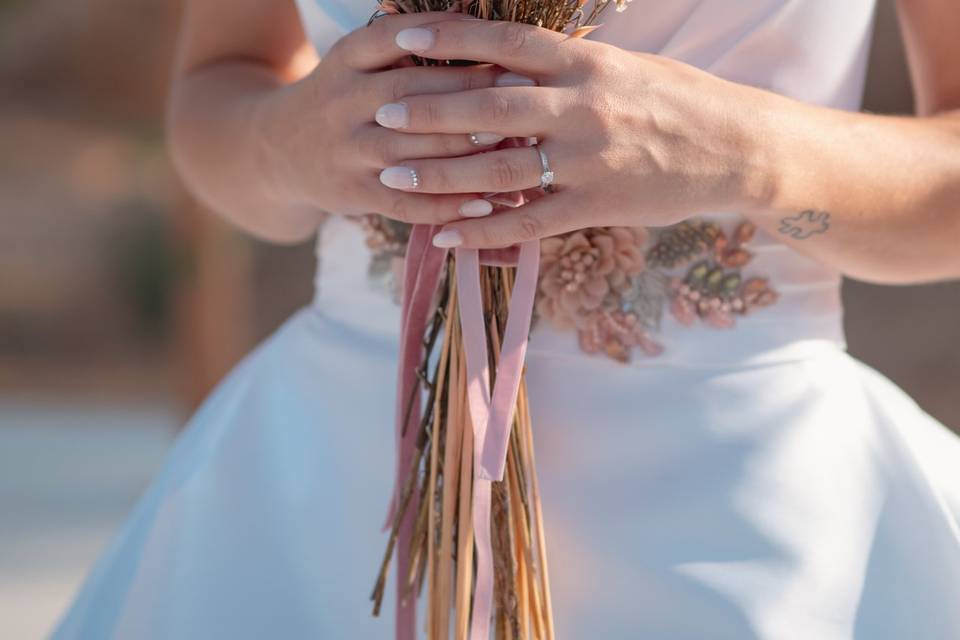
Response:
778,210,831,240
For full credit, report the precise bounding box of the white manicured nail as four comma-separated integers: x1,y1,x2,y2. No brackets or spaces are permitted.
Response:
459,199,493,217
432,229,464,248
375,103,409,129
496,72,537,88
396,27,434,52
470,132,505,146
380,166,420,190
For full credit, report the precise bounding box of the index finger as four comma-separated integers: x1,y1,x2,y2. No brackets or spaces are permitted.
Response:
330,12,467,71
397,20,574,75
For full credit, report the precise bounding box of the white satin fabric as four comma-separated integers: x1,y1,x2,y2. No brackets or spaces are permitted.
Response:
54,1,960,639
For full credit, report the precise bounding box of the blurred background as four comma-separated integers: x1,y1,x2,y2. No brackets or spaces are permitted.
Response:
0,0,958,637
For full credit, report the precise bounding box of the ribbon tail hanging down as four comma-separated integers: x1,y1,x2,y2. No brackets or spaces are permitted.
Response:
391,223,449,640
456,239,541,640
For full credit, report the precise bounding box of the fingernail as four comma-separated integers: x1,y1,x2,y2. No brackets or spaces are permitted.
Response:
470,132,505,146
380,166,420,190
396,27,434,52
433,229,464,248
496,72,537,88
459,199,493,217
375,103,409,129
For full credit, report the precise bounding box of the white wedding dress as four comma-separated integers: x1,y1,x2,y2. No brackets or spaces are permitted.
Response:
54,1,960,639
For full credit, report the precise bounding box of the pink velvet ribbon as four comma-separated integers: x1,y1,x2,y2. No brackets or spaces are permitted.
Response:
456,240,540,640
388,233,540,640
390,224,449,640
388,145,542,640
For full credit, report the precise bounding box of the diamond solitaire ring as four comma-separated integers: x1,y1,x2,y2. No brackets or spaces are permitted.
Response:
535,144,555,192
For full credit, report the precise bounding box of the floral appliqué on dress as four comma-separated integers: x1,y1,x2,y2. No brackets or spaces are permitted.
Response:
359,215,411,302
357,216,779,363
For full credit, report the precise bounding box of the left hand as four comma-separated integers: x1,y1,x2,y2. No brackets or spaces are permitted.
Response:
375,19,773,248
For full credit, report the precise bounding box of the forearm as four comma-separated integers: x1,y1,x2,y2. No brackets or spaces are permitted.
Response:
168,62,324,244
748,92,960,284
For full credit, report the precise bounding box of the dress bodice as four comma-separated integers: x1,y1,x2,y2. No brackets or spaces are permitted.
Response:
297,0,878,367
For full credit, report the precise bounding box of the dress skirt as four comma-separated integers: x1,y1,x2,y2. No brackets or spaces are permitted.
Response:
53,306,960,639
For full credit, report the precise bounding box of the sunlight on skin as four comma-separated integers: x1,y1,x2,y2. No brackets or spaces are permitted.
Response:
287,42,320,82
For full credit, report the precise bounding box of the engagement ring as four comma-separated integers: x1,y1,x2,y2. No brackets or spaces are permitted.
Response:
536,144,555,192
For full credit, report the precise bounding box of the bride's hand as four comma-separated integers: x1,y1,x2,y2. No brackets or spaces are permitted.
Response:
373,20,773,248
257,12,513,224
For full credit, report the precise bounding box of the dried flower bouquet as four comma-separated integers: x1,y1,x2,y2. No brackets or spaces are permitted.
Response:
368,3,629,639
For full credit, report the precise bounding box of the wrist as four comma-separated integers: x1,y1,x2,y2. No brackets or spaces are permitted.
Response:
251,82,316,210
733,86,790,215
248,85,327,240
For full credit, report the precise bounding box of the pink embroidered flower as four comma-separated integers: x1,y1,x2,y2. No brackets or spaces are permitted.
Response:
712,222,756,269
668,279,697,327
741,278,779,309
352,213,781,365
376,1,400,14
578,309,664,363
668,258,779,330
537,227,648,329
669,265,739,329
359,214,410,301
361,214,408,256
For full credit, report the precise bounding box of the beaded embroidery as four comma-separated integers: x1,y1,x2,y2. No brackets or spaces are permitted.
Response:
359,215,410,302
357,215,779,363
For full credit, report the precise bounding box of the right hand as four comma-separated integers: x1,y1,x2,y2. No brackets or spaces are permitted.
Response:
256,12,517,224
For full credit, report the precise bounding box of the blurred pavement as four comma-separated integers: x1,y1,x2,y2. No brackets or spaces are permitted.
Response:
0,398,176,639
